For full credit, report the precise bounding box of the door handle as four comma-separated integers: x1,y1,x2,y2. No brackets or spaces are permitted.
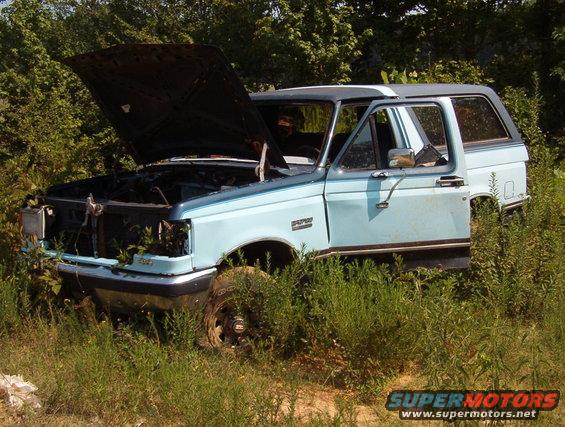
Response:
437,176,465,187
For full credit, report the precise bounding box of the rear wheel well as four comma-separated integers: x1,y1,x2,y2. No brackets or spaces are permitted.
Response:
221,240,295,271
470,195,497,215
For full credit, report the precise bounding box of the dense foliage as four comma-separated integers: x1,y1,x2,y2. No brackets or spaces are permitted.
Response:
0,1,563,172
0,1,562,205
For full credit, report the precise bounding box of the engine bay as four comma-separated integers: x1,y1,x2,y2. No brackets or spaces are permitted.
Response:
47,161,285,205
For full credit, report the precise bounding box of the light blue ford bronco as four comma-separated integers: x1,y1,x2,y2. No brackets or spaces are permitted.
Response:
20,44,529,348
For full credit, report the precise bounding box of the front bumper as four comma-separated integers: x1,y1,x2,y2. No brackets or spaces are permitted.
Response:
57,262,216,313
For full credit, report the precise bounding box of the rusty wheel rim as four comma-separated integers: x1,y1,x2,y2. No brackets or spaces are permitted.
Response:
210,301,248,349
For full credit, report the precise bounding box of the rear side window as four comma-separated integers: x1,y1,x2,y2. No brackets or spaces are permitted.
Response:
451,96,509,144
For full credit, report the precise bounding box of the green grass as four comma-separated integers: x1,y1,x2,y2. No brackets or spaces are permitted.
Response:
0,309,296,425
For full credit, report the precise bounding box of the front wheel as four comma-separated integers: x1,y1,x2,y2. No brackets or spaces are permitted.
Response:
203,267,264,351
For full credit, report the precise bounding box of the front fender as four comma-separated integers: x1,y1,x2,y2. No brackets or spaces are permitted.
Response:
186,181,329,270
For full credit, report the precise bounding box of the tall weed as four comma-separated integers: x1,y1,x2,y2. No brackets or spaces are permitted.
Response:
0,262,31,333
306,258,419,369
468,155,563,319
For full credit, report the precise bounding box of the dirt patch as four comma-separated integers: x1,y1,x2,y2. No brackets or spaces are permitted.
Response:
280,384,377,424
278,370,426,425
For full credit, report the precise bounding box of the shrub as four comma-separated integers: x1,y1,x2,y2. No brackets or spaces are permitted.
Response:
162,308,200,352
232,260,308,354
306,257,420,369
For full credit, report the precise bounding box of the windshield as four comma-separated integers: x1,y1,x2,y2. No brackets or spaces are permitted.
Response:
254,102,334,164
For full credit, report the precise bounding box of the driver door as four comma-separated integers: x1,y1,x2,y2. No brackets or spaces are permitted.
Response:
323,97,471,267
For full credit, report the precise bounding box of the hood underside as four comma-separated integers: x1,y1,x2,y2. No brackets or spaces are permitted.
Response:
64,44,287,168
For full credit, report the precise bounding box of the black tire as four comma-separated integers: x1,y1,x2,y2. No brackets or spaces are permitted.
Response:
202,267,264,351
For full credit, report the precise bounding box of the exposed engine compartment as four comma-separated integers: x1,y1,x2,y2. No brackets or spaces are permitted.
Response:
47,161,281,205
40,162,286,259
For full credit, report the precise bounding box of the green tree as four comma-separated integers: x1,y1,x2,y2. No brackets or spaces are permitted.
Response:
0,0,126,211
345,0,563,137
189,0,365,88
44,0,364,88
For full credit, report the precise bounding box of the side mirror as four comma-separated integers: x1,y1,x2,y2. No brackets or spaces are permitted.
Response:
388,148,415,168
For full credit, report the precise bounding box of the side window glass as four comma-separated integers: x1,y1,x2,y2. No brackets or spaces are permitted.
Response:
340,104,450,171
340,109,399,170
409,106,447,146
372,109,400,167
451,97,509,143
339,119,377,170
407,105,449,167
334,105,363,134
328,104,369,163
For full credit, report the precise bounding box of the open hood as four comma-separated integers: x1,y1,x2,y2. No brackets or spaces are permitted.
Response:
64,44,288,168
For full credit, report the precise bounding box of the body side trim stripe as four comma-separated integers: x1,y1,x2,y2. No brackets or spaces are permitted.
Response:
502,199,527,211
315,238,470,258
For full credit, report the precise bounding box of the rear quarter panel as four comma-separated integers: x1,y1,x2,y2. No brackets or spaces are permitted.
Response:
464,142,529,206
460,90,529,206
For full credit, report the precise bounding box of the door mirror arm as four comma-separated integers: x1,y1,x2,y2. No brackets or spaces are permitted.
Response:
376,172,407,209
371,171,389,180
